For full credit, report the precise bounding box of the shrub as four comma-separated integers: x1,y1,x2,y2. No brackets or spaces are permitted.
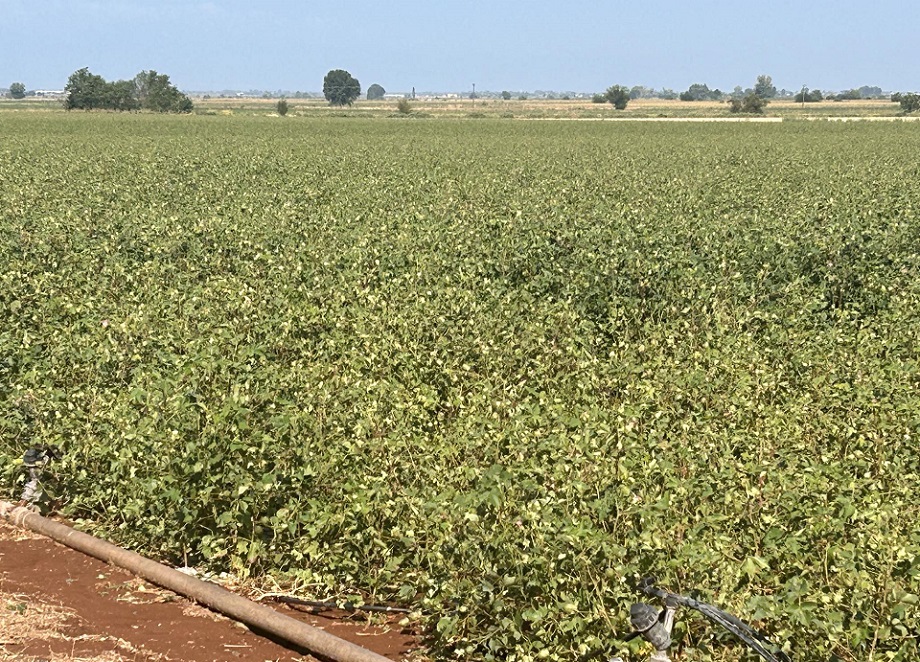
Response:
367,83,386,101
276,99,289,116
728,93,768,114
899,93,920,114
605,85,630,110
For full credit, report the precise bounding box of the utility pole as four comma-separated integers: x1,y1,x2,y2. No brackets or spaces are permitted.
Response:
802,84,807,109
472,82,476,103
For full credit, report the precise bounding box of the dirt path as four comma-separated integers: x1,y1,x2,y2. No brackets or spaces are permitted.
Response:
0,521,421,662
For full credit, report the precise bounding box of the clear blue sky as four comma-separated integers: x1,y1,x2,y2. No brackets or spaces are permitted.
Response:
2,0,916,93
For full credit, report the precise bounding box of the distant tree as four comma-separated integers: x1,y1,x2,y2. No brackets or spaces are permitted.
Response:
728,93,768,114
658,88,678,100
891,92,903,103
501,90,512,101
323,69,361,106
591,93,606,103
518,94,528,100
134,70,193,113
794,88,823,103
9,82,26,99
858,85,883,98
64,68,110,110
396,97,412,114
109,79,140,111
605,85,630,110
835,89,862,101
680,83,720,101
899,93,920,113
754,74,777,98
367,83,386,100
65,67,191,112
276,98,289,116
629,85,654,99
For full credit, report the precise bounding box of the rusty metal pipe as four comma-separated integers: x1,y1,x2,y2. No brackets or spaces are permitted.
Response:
0,501,394,662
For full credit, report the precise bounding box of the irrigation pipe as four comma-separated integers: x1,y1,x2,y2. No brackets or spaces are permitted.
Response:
0,501,393,662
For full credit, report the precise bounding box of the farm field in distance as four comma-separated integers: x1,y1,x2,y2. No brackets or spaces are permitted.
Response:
1,113,919,661
189,96,912,120
3,95,914,120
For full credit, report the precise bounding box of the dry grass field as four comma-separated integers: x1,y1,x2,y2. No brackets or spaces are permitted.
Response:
1,94,908,120
188,95,906,119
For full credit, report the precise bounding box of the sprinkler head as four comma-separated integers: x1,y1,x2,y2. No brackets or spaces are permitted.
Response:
629,602,672,651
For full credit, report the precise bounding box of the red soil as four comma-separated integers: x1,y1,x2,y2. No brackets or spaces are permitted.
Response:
0,521,421,661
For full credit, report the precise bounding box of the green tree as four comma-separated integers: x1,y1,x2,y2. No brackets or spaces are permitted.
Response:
899,93,920,113
276,98,289,116
323,69,361,106
501,90,512,101
794,88,823,103
109,79,141,111
834,89,861,101
9,82,26,99
367,83,386,100
65,68,191,112
64,68,110,110
754,74,777,98
680,83,720,101
605,85,630,110
134,70,193,113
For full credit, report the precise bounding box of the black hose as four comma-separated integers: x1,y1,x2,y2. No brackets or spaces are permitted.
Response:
639,577,790,662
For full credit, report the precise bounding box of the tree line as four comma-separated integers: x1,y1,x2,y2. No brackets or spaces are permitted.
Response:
63,68,193,113
6,69,918,116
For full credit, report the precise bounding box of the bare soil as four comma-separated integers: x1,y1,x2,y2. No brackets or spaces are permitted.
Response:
0,521,421,662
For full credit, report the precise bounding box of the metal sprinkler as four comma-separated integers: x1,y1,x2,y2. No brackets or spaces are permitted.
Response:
615,576,790,662
18,444,62,508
